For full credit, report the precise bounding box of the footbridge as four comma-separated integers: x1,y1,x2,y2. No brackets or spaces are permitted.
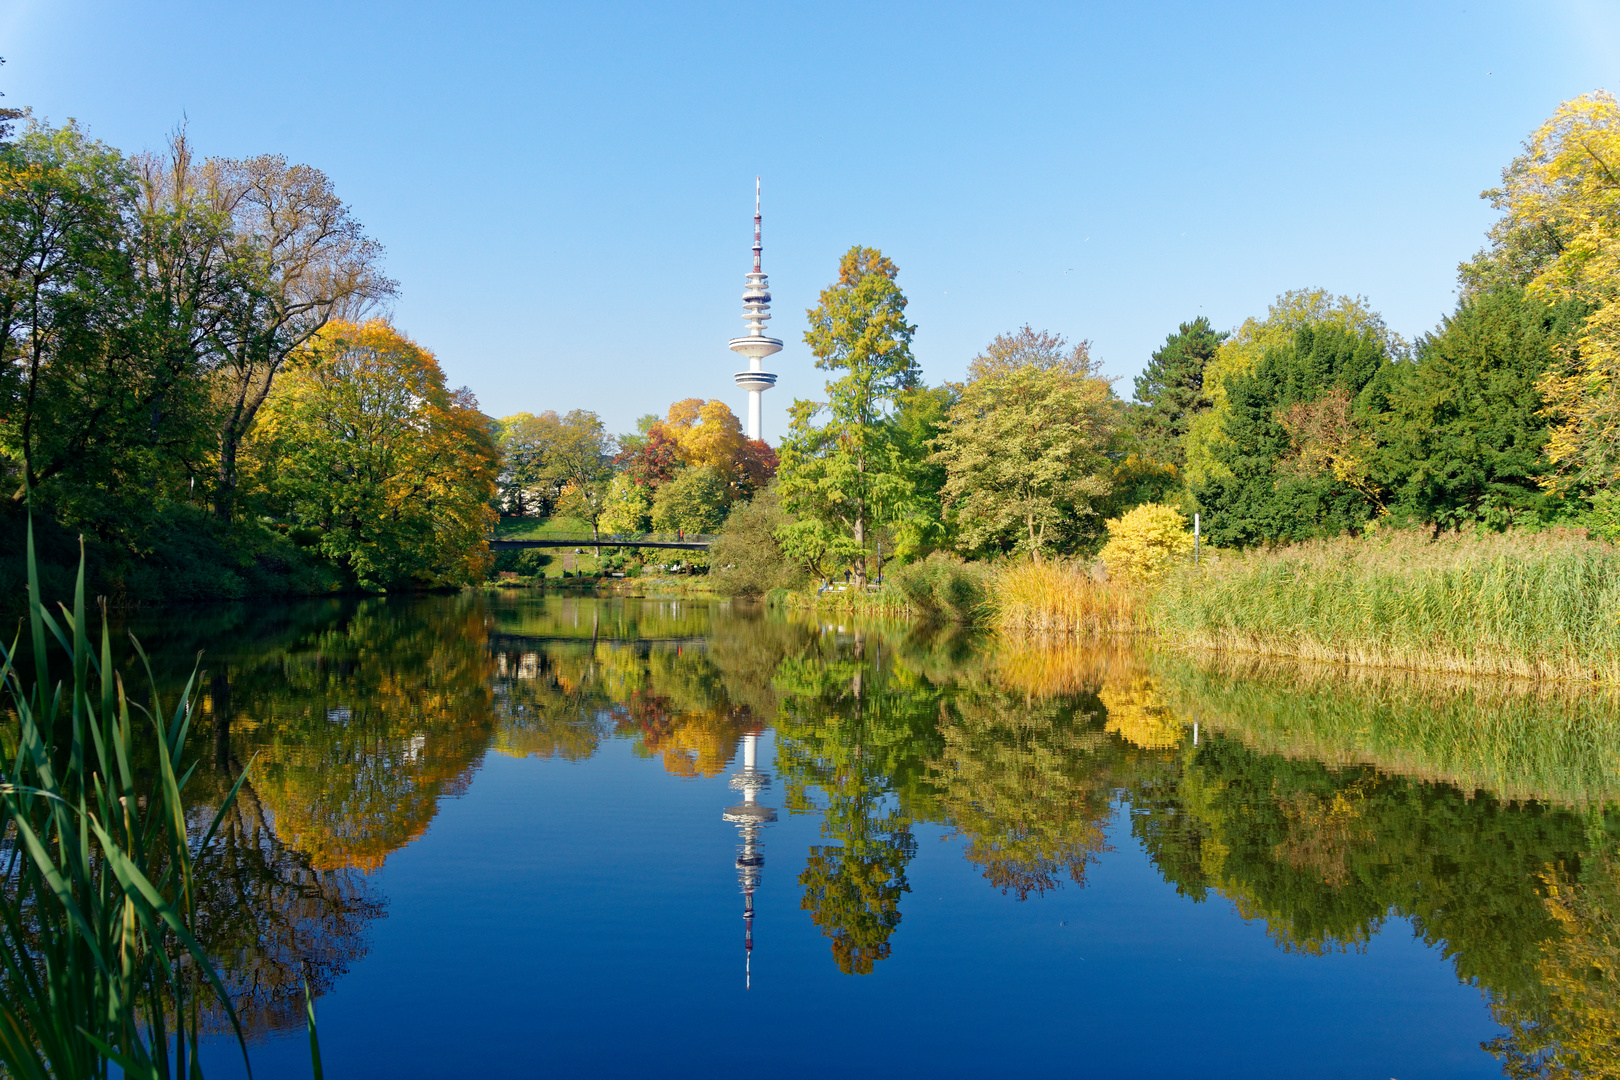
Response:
490,533,716,552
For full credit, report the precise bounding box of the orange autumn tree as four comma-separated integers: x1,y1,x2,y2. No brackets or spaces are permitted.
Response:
657,397,777,498
251,319,498,588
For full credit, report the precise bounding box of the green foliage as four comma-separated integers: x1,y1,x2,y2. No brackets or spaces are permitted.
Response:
891,552,992,624
1195,322,1390,547
547,410,616,540
1184,290,1405,492
889,384,956,559
494,412,566,517
650,464,728,535
710,486,807,596
1369,285,1586,529
777,247,921,588
488,547,553,579
936,354,1121,560
1130,316,1225,468
0,502,339,614
0,120,195,513
599,473,652,534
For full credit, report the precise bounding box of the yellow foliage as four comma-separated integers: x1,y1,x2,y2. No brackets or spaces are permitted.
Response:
1099,503,1193,585
664,398,748,478
1098,675,1182,750
1494,91,1620,490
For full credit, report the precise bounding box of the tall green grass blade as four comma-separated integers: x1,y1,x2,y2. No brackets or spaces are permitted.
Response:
304,966,324,1080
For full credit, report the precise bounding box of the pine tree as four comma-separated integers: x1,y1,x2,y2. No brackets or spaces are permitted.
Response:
1130,316,1225,468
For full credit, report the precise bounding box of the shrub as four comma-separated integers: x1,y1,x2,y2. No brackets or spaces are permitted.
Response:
517,549,552,575
1099,502,1193,584
710,486,806,596
892,552,993,623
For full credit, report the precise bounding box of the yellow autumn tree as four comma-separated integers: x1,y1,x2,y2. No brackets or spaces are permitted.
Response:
251,319,499,588
661,398,747,479
1487,92,1620,492
1098,502,1193,584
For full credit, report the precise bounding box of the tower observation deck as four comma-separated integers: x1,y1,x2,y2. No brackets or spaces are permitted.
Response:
728,178,781,442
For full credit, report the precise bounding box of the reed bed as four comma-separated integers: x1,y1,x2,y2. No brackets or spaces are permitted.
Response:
1151,528,1620,682
991,561,1139,636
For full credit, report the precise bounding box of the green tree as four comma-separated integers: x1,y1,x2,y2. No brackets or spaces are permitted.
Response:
935,333,1122,560
777,246,920,588
1183,290,1406,491
599,472,652,534
548,409,615,551
890,383,956,559
965,324,1090,380
1369,285,1585,529
495,411,565,517
0,121,143,502
710,484,806,595
1130,316,1226,468
251,319,498,588
650,464,728,535
1196,323,1391,547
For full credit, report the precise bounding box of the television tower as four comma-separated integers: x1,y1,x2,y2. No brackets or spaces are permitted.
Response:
728,178,781,442
723,731,777,989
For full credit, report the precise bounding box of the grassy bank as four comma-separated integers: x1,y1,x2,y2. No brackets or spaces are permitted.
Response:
5,503,344,613
971,528,1620,683
1151,529,1620,681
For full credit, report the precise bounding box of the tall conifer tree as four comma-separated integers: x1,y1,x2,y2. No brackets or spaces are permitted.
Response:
1130,316,1225,468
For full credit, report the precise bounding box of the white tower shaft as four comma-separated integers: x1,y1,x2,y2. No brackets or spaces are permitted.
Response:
729,177,780,442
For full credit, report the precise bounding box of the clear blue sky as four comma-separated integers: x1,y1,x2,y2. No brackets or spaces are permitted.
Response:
5,1,1618,443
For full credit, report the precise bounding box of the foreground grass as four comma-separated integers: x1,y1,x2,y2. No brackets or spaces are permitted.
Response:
1152,529,1620,681
0,529,284,1076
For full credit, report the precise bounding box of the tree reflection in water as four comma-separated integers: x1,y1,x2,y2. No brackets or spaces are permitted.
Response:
118,594,1620,1072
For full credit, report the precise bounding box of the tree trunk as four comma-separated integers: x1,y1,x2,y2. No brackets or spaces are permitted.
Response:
853,451,868,589
215,435,238,522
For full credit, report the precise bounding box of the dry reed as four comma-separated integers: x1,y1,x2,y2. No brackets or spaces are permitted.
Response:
991,561,1139,636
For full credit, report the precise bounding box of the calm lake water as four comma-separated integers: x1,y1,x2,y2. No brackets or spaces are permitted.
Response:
121,591,1620,1078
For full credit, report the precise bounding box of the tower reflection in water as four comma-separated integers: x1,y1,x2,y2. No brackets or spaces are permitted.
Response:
722,732,776,989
